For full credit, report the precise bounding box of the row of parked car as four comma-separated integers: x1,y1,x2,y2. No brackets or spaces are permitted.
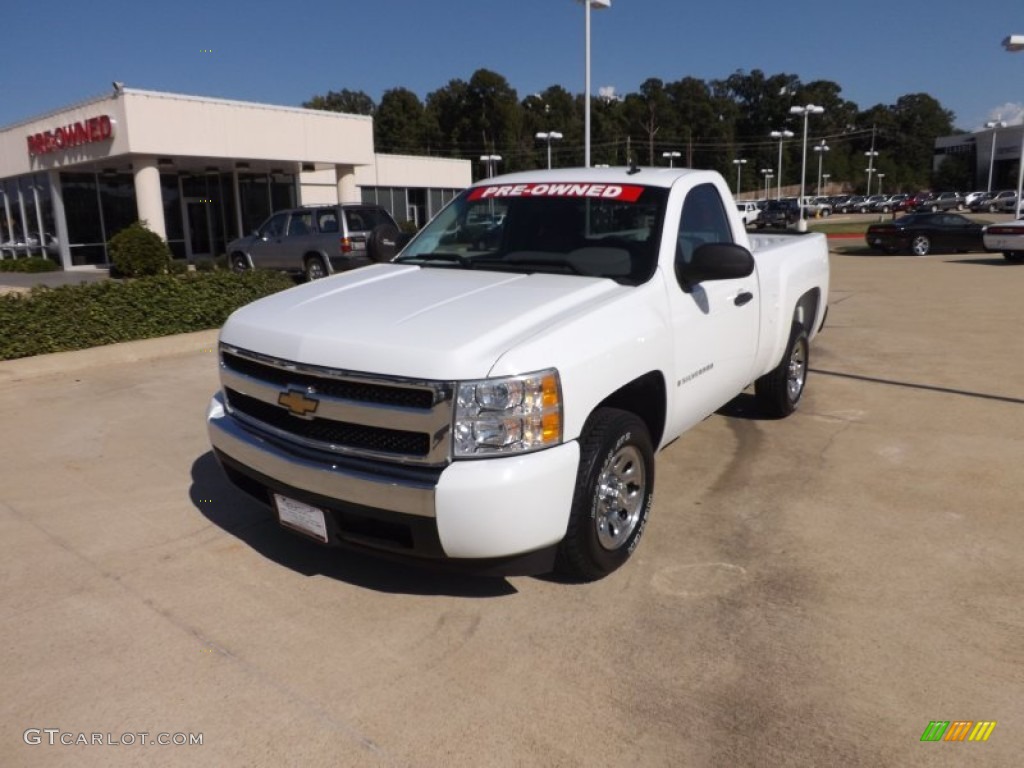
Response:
738,189,1023,230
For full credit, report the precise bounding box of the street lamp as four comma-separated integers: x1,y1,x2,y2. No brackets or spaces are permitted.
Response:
536,131,563,169
813,140,830,196
732,158,747,197
770,129,794,200
578,0,611,168
986,120,1006,192
822,173,831,195
479,154,502,179
761,168,773,200
662,150,681,168
864,150,879,196
790,104,825,231
877,173,885,195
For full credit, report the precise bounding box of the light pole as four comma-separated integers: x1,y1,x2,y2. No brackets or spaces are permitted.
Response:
761,168,773,200
986,119,1006,192
732,158,747,197
770,129,794,200
864,150,879,196
579,0,611,168
662,150,681,168
877,173,885,195
479,154,502,179
536,131,563,169
813,140,830,196
790,104,825,231
822,173,831,195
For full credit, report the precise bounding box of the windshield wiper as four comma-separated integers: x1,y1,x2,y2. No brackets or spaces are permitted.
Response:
394,252,475,268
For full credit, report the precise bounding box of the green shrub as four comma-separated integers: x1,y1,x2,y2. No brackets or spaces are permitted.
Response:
0,270,296,361
0,257,59,273
168,259,189,275
108,221,172,278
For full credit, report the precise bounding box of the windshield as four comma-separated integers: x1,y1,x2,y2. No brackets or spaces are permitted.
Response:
396,182,668,285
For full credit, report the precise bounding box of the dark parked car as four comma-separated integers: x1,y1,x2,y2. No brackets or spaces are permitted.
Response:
914,191,964,212
758,198,801,228
865,213,985,256
227,204,401,280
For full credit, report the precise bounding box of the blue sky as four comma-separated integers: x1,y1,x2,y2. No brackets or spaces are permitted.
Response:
1,0,1019,133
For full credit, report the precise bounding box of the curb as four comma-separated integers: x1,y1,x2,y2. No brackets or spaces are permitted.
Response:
0,329,220,383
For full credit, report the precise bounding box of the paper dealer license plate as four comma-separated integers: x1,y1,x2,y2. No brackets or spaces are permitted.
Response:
273,494,328,543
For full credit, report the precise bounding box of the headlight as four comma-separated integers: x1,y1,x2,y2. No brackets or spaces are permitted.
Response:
454,369,562,458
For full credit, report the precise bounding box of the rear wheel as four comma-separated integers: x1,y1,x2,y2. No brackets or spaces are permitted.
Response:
910,235,931,256
755,323,809,418
304,255,327,281
556,408,654,582
1005,252,1024,263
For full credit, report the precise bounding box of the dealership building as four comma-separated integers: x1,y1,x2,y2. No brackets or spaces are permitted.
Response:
934,123,1024,189
0,87,471,269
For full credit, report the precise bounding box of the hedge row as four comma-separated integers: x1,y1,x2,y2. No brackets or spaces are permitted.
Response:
0,270,296,361
0,257,60,273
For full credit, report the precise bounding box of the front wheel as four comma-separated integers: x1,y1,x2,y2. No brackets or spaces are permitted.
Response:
755,323,809,418
910,235,931,256
556,408,654,581
1005,252,1024,263
230,253,249,273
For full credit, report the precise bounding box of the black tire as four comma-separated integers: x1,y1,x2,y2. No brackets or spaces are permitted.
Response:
755,323,809,418
556,408,654,581
930,204,939,212
230,253,249,273
367,223,402,263
989,204,998,213
304,255,327,281
910,235,931,256
1005,252,1024,263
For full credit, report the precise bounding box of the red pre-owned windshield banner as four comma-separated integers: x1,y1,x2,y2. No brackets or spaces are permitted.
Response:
467,183,645,202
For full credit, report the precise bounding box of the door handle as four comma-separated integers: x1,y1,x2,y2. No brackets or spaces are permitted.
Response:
734,290,754,307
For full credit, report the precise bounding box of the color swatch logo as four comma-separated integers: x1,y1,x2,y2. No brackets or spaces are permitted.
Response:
920,721,997,742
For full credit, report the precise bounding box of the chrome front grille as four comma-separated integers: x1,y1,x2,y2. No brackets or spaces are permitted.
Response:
219,345,454,465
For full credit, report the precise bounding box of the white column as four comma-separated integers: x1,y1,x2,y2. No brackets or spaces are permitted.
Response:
48,170,73,269
336,164,358,203
133,156,167,239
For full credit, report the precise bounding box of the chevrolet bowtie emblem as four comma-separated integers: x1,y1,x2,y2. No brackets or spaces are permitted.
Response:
278,388,319,418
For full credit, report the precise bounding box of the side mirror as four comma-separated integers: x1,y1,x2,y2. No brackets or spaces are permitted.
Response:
676,242,755,288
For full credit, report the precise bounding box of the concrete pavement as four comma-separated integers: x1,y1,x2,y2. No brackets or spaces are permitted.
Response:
1,249,1021,767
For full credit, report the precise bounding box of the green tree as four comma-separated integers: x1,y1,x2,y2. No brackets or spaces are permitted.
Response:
375,88,429,154
303,89,375,115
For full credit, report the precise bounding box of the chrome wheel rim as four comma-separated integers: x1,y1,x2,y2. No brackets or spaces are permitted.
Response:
307,260,325,279
911,236,929,256
595,445,646,550
787,338,808,402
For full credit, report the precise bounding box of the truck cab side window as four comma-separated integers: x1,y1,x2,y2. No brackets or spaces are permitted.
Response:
677,183,734,266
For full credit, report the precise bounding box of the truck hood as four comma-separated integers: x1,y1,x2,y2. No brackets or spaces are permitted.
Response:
220,264,627,379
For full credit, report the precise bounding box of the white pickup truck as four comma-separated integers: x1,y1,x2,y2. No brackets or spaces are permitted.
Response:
207,167,829,580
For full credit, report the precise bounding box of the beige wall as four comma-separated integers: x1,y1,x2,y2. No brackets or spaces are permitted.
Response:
0,88,375,178
355,154,471,189
300,155,472,205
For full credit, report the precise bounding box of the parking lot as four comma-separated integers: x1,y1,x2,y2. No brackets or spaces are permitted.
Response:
1,247,1021,767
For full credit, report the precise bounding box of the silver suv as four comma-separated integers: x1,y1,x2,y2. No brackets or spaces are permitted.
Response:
228,204,401,280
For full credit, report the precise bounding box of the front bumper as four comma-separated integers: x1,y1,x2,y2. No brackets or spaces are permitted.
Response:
207,393,580,568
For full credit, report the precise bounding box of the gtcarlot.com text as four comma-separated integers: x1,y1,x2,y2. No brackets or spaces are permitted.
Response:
23,729,203,747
